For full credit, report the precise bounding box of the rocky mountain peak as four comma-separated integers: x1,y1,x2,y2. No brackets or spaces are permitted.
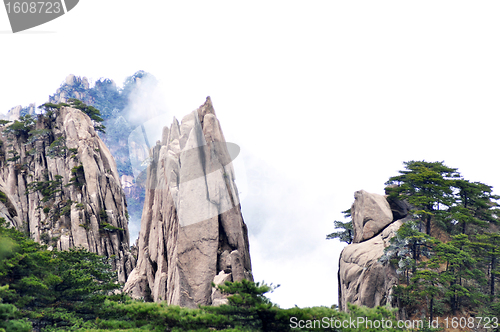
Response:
124,97,252,307
0,105,135,282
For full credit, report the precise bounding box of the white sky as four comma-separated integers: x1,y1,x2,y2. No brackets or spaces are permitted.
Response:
2,1,500,308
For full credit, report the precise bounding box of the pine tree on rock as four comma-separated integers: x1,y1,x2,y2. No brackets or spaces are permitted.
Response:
385,160,460,235
326,209,353,244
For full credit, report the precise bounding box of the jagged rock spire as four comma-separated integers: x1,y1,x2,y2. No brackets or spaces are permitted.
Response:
124,97,252,307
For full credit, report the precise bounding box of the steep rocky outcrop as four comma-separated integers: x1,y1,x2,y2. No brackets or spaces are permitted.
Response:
351,190,393,243
338,190,408,311
48,73,162,239
124,97,252,307
0,106,134,282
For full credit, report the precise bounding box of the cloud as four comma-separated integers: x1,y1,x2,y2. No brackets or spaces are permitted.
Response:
236,148,344,308
122,73,170,131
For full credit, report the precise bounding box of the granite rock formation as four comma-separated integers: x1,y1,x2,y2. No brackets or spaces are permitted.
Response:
338,190,408,311
351,190,393,243
48,73,163,240
0,106,134,282
123,97,252,307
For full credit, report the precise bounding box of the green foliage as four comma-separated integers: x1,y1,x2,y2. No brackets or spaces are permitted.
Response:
0,192,7,204
97,210,123,232
26,175,77,222
380,220,434,283
0,218,120,330
27,128,51,144
0,221,410,331
447,179,500,235
71,164,84,174
67,280,406,332
40,98,106,133
100,209,108,221
385,160,461,235
379,160,500,320
39,102,69,119
39,102,68,111
6,149,20,163
100,222,124,233
67,98,106,133
0,299,32,331
219,279,278,309
59,200,73,217
66,164,85,189
47,136,67,158
26,175,63,203
3,114,35,137
326,209,353,244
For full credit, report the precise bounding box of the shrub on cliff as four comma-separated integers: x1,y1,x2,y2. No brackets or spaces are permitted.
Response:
3,114,35,137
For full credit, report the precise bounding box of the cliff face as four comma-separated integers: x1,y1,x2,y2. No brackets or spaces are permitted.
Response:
338,190,408,311
0,106,135,282
124,97,252,307
48,73,162,238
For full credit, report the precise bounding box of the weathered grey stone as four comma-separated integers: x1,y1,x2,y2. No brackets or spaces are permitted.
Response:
339,217,402,311
229,250,246,282
339,190,404,312
66,74,76,85
7,105,22,121
351,190,393,243
211,271,232,306
218,250,231,272
212,298,229,306
124,97,252,307
0,106,134,283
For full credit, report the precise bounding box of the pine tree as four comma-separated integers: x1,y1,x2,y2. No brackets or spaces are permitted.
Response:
326,209,353,244
385,161,460,235
0,218,120,329
472,233,500,300
449,179,500,235
411,269,441,322
381,160,500,318
432,236,477,314
67,98,106,133
380,220,433,279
